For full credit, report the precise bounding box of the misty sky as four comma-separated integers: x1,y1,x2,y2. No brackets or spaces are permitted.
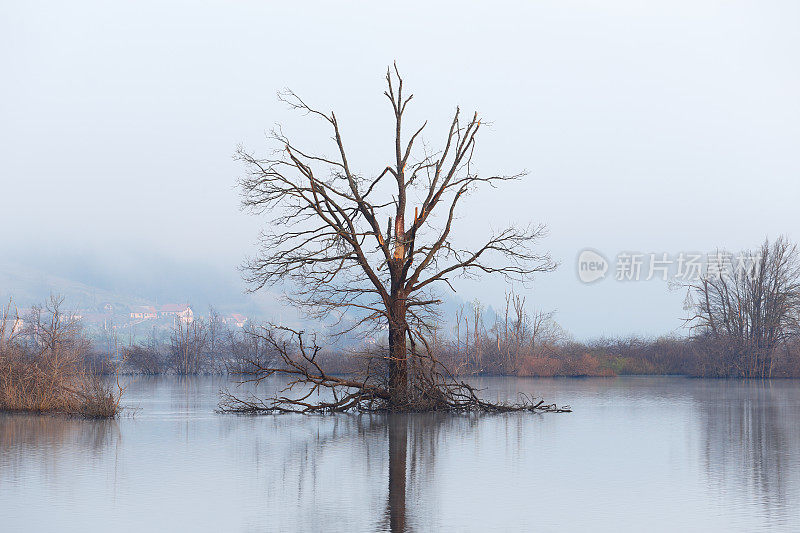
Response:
2,1,799,339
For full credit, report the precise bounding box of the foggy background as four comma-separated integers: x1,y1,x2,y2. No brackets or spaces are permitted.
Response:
1,1,798,338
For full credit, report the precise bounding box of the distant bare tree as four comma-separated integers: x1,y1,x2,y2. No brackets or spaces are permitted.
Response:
229,65,558,412
684,237,800,377
440,290,562,375
169,318,208,375
207,306,224,371
223,321,276,374
124,327,164,376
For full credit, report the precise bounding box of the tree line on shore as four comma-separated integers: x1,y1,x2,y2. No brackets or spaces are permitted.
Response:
119,236,800,380
3,236,800,418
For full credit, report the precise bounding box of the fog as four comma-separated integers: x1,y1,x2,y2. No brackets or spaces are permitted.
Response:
2,1,799,338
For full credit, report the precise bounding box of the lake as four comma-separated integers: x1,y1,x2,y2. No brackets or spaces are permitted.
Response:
1,376,799,532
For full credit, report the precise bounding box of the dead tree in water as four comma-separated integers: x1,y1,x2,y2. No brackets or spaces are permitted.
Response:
226,65,561,413
169,318,208,375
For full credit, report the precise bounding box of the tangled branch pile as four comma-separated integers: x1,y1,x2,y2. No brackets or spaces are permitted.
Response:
219,326,570,414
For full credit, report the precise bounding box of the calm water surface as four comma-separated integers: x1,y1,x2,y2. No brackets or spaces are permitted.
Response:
1,376,799,532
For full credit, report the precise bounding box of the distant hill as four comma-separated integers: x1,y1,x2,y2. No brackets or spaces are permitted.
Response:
0,258,278,318
0,257,503,341
0,260,150,311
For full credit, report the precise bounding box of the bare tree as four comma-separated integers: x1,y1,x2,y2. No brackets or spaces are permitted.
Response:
169,317,208,375
684,237,800,377
0,299,22,352
223,321,275,374
207,306,224,372
230,65,558,412
124,326,165,375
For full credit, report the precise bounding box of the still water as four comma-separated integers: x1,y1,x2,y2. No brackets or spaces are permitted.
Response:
1,376,799,532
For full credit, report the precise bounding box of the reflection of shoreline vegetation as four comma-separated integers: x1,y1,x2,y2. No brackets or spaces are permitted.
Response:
0,412,118,481
1,297,122,418
696,381,799,524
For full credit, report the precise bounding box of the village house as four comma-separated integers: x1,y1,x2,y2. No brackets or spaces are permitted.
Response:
159,304,193,323
130,305,158,320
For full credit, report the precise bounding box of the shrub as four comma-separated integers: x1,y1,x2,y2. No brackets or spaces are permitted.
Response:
0,297,122,418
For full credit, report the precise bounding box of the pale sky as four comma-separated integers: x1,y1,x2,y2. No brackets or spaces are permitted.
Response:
2,1,799,338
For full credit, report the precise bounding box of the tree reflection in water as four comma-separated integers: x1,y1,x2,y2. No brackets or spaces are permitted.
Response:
386,414,407,532
382,412,487,532
696,380,800,527
4,377,800,532
0,413,120,482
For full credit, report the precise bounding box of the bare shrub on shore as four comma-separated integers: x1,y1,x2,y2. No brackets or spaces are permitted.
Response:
683,237,800,378
438,291,567,376
0,297,122,418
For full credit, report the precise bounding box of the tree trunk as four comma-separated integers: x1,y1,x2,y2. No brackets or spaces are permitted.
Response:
388,295,407,409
